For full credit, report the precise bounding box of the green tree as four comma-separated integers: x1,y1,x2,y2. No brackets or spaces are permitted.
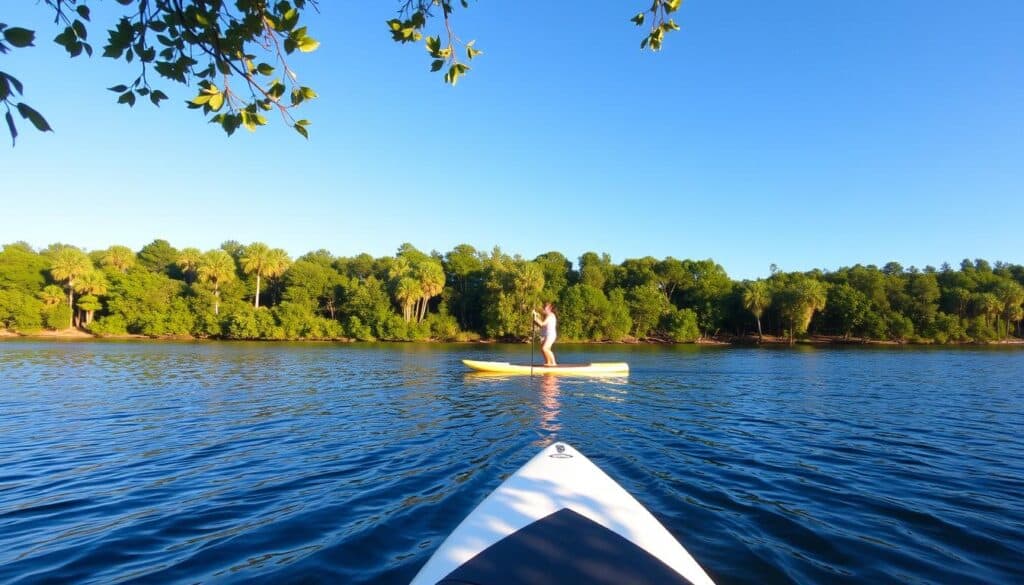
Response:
137,239,180,275
627,283,672,339
559,284,612,341
394,277,422,323
534,251,574,301
579,252,613,291
38,284,65,307
48,246,92,327
824,283,870,339
197,249,237,315
72,269,108,325
416,260,446,323
283,253,345,319
995,281,1024,339
4,2,686,144
655,257,687,305
0,289,43,332
482,253,544,339
676,259,732,336
240,243,290,308
664,308,700,342
0,242,48,294
444,244,485,331
103,268,188,336
973,292,1001,330
742,280,771,342
775,276,827,344
101,245,136,273
176,247,203,284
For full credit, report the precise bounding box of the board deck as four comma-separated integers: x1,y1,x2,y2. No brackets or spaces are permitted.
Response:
410,442,714,585
462,359,629,376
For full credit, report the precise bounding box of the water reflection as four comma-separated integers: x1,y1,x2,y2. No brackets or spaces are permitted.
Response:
537,376,562,445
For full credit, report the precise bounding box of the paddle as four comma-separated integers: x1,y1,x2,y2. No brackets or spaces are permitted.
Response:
530,311,536,377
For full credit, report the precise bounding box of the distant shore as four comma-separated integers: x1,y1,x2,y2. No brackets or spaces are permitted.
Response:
3,329,1023,346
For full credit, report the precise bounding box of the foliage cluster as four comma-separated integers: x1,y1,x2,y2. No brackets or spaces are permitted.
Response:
2,241,1022,345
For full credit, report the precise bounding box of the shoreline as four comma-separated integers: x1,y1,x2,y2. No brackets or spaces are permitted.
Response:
3,329,1023,346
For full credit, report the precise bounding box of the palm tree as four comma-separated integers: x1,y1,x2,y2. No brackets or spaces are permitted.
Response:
240,243,291,308
742,280,771,342
197,249,237,315
38,285,65,306
394,277,422,322
101,245,136,273
996,281,1024,339
49,247,93,327
974,292,1001,330
176,247,203,284
73,270,109,325
264,248,292,306
416,261,446,322
779,277,827,344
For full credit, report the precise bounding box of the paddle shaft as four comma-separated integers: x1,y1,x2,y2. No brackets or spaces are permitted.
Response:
530,317,536,376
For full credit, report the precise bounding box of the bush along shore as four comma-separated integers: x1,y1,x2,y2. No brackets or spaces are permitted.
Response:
1,241,1022,345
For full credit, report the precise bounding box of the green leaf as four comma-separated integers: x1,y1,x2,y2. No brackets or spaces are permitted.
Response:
430,59,444,72
16,102,52,132
631,13,645,26
5,110,17,146
294,123,309,139
301,87,317,99
282,8,299,31
108,84,129,93
150,90,168,106
76,5,91,21
72,20,87,41
257,63,275,75
117,91,136,106
1,72,24,96
3,27,36,48
297,36,319,53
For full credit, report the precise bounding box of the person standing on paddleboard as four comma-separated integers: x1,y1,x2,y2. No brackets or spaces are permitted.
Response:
532,302,558,366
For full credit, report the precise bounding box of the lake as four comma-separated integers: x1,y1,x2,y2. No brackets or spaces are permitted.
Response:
0,341,1021,584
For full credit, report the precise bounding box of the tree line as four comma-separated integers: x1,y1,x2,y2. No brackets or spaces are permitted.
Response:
1,240,1022,344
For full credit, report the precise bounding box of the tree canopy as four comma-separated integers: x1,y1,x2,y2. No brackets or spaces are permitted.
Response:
2,0,686,144
2,239,1023,345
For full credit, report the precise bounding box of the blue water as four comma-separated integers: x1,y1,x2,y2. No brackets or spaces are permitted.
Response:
0,341,1022,584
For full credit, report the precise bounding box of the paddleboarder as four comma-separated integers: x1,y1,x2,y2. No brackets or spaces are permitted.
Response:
532,302,558,366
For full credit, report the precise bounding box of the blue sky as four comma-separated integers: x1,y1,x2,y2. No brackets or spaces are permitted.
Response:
2,1,1022,279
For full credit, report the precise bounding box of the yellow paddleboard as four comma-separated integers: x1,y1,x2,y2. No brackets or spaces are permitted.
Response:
462,359,629,376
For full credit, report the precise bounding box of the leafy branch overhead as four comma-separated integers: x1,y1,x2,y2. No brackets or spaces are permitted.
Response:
2,1,685,145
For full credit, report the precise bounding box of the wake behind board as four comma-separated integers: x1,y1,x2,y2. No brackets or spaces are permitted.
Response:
410,442,715,585
462,359,629,376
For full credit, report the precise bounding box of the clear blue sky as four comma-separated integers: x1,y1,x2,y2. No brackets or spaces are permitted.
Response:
2,1,1022,279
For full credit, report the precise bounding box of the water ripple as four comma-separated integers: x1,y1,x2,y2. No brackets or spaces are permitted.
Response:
0,341,1022,584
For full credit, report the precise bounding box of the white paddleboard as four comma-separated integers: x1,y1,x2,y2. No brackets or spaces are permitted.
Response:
410,442,715,585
